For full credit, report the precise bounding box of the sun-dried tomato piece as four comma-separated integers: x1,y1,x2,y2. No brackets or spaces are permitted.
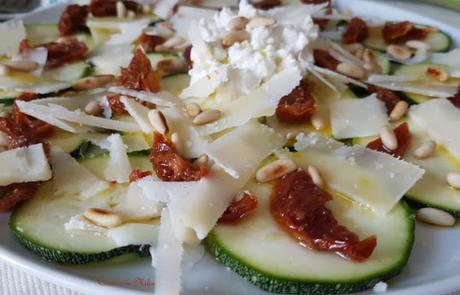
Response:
382,21,428,44
19,39,88,69
149,133,207,182
271,170,377,262
367,122,412,158
118,48,162,93
252,0,282,10
129,169,152,183
313,49,339,71
218,192,258,224
16,92,39,102
368,85,401,114
301,0,331,4
343,17,369,44
448,87,460,108
276,79,316,123
136,34,166,53
107,94,127,115
0,104,54,150
89,0,139,17
182,45,193,69
58,4,88,36
0,182,40,212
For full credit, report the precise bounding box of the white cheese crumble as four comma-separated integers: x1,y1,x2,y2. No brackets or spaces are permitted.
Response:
373,281,388,293
64,215,106,233
183,0,320,99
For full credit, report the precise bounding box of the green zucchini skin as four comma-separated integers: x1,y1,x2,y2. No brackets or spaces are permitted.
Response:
206,201,415,295
9,214,150,264
404,197,460,218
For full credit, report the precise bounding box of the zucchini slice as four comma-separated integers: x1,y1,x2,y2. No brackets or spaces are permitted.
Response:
9,154,156,264
25,24,95,50
364,24,452,52
43,61,92,82
206,179,414,295
160,73,190,96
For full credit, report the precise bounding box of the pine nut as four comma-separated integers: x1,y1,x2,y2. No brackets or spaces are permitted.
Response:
127,10,136,19
416,208,455,227
311,112,327,131
406,40,430,51
227,16,249,31
84,101,102,116
163,36,187,48
246,17,276,29
195,154,208,166
116,1,127,18
344,43,364,55
148,110,168,135
336,62,366,79
255,159,297,183
363,62,382,75
3,60,38,72
72,75,115,90
157,59,187,73
386,45,412,61
0,131,9,147
307,165,325,189
83,208,122,228
446,171,460,189
286,131,299,140
380,126,398,151
426,67,449,82
0,64,9,76
186,103,202,117
414,140,436,159
142,4,152,14
353,48,364,60
362,48,376,63
193,109,221,125
62,90,77,97
389,100,409,121
222,31,250,47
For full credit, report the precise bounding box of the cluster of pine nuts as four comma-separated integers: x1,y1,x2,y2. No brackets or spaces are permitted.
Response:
222,16,276,47
386,40,430,61
342,43,382,78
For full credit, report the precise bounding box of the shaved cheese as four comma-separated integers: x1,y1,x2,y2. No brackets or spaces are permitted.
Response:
196,67,302,135
200,0,238,8
431,49,460,68
122,133,151,153
106,19,150,45
104,134,132,183
409,98,460,161
0,144,51,186
205,121,283,178
20,47,48,77
120,96,154,133
155,0,179,19
107,223,159,247
161,106,209,158
49,146,109,199
115,182,164,220
16,100,141,132
14,82,71,94
330,94,388,139
171,6,217,38
367,74,423,83
0,20,26,56
369,81,457,98
287,133,424,214
109,86,176,107
312,65,367,88
154,208,183,295
180,66,228,99
91,44,134,75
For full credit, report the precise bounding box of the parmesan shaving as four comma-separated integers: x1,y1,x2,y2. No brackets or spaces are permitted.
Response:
109,86,176,107
120,96,154,134
103,134,132,184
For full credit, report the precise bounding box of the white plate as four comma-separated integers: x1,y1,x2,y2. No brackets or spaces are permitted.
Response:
1,1,460,294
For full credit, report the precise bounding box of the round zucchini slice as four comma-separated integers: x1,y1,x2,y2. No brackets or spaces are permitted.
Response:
206,180,415,295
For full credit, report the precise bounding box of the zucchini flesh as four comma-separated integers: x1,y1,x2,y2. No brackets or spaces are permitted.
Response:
364,25,452,53
9,154,155,264
206,180,414,295
43,61,92,82
160,73,190,96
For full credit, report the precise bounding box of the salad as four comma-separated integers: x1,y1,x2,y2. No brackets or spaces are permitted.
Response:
0,0,459,294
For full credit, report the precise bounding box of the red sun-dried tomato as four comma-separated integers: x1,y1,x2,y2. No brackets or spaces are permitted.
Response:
118,48,162,93
343,17,369,44
58,4,88,36
276,79,316,123
252,0,282,10
271,170,377,262
135,34,166,53
129,169,153,183
19,39,88,69
149,133,207,182
301,0,331,4
218,192,258,224
16,92,39,102
367,122,412,158
448,87,460,108
106,94,127,115
0,104,54,150
382,21,428,44
368,85,401,114
0,182,40,212
313,49,339,71
89,0,139,17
